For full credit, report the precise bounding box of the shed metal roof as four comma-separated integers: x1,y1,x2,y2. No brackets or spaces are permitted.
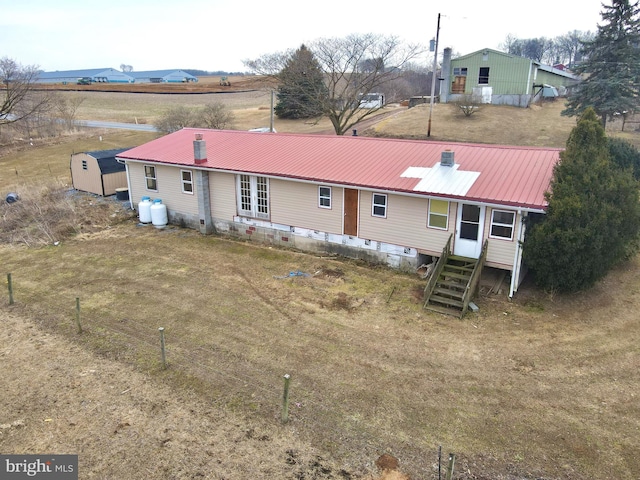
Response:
118,128,561,211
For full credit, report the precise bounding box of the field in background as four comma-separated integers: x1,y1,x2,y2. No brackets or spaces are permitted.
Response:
1,89,640,479
49,79,639,148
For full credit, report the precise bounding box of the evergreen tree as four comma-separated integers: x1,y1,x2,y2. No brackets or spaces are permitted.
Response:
608,136,640,180
563,0,640,128
523,108,640,292
274,45,327,119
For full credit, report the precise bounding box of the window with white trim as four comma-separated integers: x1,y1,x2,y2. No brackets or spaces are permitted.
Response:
428,199,449,229
144,165,157,191
453,67,467,76
490,209,516,240
372,193,387,218
319,186,331,208
237,174,269,219
181,170,193,194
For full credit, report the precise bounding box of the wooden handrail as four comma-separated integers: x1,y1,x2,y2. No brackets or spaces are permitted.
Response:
462,239,488,316
423,234,453,308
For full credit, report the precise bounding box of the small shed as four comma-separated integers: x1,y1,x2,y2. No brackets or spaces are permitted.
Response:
70,148,129,196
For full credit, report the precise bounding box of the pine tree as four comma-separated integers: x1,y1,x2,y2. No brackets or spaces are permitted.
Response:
274,45,327,120
563,0,640,128
608,136,640,180
523,108,640,292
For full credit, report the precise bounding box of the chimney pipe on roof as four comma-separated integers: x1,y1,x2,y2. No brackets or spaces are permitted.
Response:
194,133,207,164
352,129,358,136
440,149,454,166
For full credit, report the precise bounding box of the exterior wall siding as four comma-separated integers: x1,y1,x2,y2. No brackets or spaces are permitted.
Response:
535,68,578,89
270,179,343,234
101,172,127,196
451,51,532,96
128,163,199,219
128,163,146,206
156,166,198,214
71,154,104,195
484,207,520,270
126,163,524,274
210,172,237,220
359,192,453,254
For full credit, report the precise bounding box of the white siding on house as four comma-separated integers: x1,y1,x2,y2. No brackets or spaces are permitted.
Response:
210,172,237,220
484,208,520,269
126,163,521,272
270,179,343,234
159,166,199,214
359,192,453,253
357,194,518,266
128,163,147,205
128,163,198,216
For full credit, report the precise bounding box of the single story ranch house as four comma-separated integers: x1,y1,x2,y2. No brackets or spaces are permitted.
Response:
117,129,560,297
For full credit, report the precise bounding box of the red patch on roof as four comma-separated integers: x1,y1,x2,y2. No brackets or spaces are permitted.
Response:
118,128,560,211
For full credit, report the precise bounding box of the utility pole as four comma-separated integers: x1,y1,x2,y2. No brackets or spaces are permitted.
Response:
270,90,275,132
427,13,441,137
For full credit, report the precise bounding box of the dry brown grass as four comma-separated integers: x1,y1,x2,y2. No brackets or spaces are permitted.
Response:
1,202,639,479
0,182,136,246
1,92,640,479
368,102,577,147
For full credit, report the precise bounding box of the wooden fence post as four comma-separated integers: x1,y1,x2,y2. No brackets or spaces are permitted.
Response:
7,273,14,305
74,297,82,333
159,327,167,369
281,374,291,423
446,453,456,480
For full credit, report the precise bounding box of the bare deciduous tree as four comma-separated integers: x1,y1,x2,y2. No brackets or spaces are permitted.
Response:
199,103,235,130
155,106,196,134
1,57,52,127
54,94,85,130
554,30,595,66
500,31,595,67
245,33,424,135
155,103,234,134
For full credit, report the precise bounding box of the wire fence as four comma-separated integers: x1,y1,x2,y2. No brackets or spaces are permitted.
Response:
3,271,457,480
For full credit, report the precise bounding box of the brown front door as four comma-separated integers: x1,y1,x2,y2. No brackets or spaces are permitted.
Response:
343,188,358,236
452,76,466,94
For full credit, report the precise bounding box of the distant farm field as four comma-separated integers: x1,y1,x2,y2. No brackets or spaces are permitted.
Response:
1,83,640,480
50,77,639,147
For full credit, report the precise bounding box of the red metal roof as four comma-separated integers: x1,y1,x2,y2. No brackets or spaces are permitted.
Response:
118,128,561,211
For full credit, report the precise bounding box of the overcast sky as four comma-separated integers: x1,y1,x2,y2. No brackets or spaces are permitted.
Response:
1,0,606,73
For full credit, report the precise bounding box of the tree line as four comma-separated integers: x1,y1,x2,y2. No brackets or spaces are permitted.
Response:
500,30,594,67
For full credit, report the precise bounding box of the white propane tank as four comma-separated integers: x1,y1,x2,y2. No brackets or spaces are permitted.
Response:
150,198,168,228
138,196,152,224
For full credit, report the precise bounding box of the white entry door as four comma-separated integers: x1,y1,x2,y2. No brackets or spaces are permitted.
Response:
454,203,485,258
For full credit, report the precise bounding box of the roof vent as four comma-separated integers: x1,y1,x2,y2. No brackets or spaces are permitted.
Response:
440,150,454,167
193,133,207,164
